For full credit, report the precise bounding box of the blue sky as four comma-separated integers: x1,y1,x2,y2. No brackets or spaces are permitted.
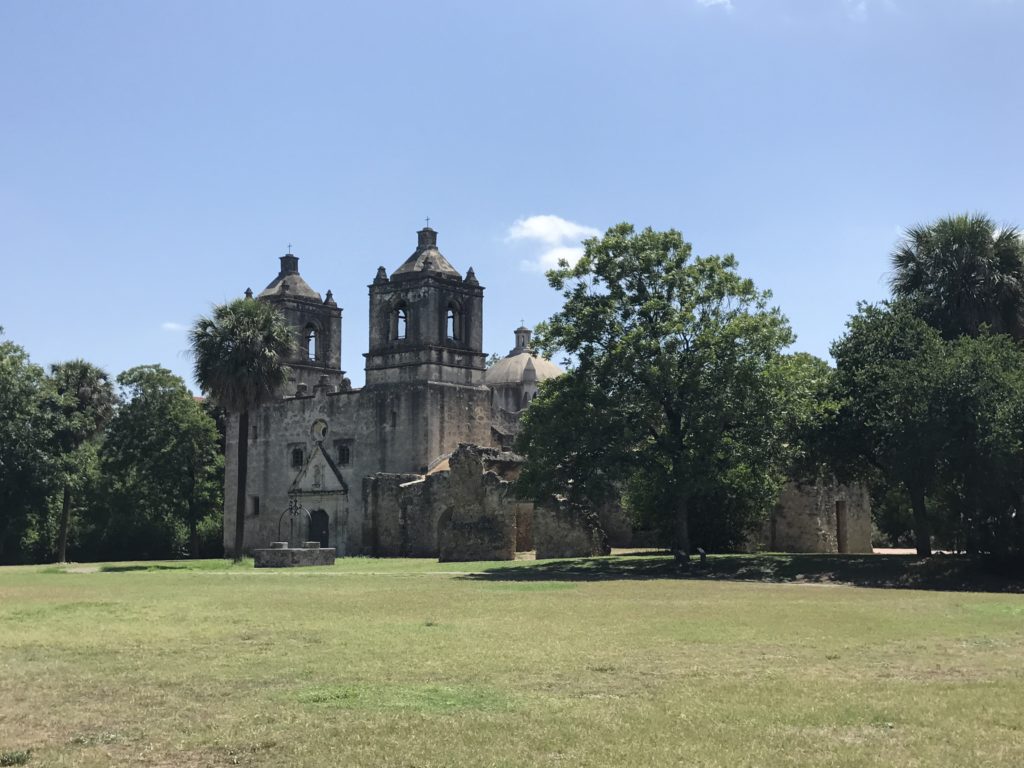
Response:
2,0,1022,389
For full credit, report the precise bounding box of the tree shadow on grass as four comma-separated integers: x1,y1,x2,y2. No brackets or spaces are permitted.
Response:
99,564,190,573
459,553,1024,594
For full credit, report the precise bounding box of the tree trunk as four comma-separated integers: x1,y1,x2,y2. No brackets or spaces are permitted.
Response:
233,409,249,563
188,503,199,560
57,484,72,563
908,486,932,558
673,493,690,559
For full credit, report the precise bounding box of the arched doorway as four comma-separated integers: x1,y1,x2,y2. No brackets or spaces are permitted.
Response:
309,509,329,548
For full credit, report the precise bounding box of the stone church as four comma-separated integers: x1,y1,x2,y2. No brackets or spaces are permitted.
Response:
224,225,872,559
223,227,562,557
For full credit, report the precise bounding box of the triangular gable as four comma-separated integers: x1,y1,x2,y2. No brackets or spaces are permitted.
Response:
290,442,349,495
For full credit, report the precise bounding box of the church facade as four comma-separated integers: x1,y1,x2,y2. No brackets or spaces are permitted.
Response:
223,227,559,556
222,225,871,558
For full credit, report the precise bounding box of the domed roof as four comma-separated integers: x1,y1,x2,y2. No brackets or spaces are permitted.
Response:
485,352,563,386
484,327,564,385
258,253,322,301
392,227,461,279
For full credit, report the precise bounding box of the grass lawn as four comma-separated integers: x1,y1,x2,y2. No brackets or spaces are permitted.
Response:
1,553,1023,767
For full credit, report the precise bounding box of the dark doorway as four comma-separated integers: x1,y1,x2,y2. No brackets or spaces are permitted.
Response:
835,500,848,554
309,509,330,548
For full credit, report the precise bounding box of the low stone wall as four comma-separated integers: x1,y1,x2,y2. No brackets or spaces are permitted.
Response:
253,543,337,567
534,498,610,559
763,480,872,553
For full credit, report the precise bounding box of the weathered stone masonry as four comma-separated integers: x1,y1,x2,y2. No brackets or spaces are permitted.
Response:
223,228,559,558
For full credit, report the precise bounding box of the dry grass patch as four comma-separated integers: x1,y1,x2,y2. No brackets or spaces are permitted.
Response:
0,554,1022,766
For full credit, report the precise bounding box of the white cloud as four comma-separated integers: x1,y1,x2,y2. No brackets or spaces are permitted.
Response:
507,215,600,273
507,215,600,247
696,0,733,10
520,246,587,273
161,321,187,332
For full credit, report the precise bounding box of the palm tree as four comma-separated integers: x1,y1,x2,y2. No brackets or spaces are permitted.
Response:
890,213,1024,340
48,360,117,563
190,298,293,562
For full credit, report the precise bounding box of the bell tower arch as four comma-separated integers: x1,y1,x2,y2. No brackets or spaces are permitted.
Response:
365,227,485,385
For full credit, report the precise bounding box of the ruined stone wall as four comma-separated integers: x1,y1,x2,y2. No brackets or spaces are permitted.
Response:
764,480,872,553
437,445,516,561
362,444,518,561
534,498,610,560
361,471,452,557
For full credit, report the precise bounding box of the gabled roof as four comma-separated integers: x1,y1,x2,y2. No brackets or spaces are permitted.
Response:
289,441,348,495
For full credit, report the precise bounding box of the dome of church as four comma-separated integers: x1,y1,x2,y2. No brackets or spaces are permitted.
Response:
484,327,564,386
392,227,462,279
258,252,322,300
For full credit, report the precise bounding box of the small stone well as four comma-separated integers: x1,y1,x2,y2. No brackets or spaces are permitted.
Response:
253,541,336,568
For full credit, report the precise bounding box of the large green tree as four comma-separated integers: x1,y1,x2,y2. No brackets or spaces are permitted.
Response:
890,213,1024,340
101,365,223,558
47,360,117,562
832,302,1024,560
0,329,54,563
515,369,626,508
830,303,949,557
938,333,1024,557
517,223,795,555
190,298,293,561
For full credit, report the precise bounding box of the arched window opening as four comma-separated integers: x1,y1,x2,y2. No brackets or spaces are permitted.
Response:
394,306,408,340
305,325,318,361
446,306,458,341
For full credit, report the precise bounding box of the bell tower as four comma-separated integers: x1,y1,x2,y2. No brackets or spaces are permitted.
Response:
364,227,485,385
256,250,344,392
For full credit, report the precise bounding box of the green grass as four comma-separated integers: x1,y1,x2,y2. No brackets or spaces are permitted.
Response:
1,554,1023,767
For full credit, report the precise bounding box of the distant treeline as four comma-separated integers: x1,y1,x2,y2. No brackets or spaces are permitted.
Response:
0,341,223,564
